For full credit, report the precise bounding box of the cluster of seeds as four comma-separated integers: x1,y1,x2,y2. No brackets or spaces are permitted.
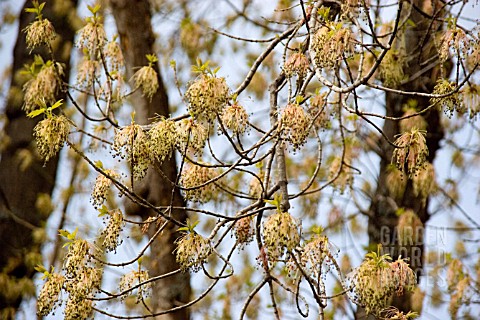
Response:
220,103,249,134
392,129,428,178
283,52,309,78
180,164,216,203
24,18,56,51
33,115,70,163
23,61,63,113
91,169,119,209
112,124,151,180
262,211,301,261
185,73,229,122
281,103,311,150
348,252,415,315
101,208,125,253
119,270,151,303
37,273,64,316
175,232,212,272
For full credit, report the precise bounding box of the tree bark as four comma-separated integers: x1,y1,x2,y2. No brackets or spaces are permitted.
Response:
0,0,77,317
109,1,190,319
365,0,447,314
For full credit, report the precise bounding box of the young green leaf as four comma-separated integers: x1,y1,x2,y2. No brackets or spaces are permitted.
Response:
27,108,46,118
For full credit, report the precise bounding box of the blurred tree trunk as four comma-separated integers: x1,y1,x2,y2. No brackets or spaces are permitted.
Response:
109,1,191,319
364,1,448,316
0,0,78,318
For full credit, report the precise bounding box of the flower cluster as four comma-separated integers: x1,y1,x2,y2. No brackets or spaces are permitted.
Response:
328,156,353,193
133,65,159,100
148,119,177,163
23,60,63,113
221,103,249,134
61,236,100,319
438,26,469,62
33,115,70,163
24,18,56,51
308,92,330,129
63,239,89,279
101,208,125,253
281,103,310,150
249,176,263,199
311,23,353,69
64,266,101,300
446,259,471,318
386,165,407,200
412,162,435,200
175,232,212,272
76,56,99,89
119,269,151,303
462,84,480,120
233,216,255,246
64,295,93,320
76,16,107,58
283,52,309,78
180,19,215,59
397,210,423,246
430,79,463,118
379,307,418,320
392,129,428,178
176,119,208,155
447,259,466,291
105,38,124,71
300,234,336,278
262,211,301,261
181,164,216,203
37,273,64,316
399,108,427,133
348,252,416,315
378,49,406,88
91,169,119,208
112,124,151,180
185,73,229,122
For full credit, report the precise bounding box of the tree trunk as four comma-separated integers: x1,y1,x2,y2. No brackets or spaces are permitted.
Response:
365,0,447,314
109,1,190,319
0,0,77,318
